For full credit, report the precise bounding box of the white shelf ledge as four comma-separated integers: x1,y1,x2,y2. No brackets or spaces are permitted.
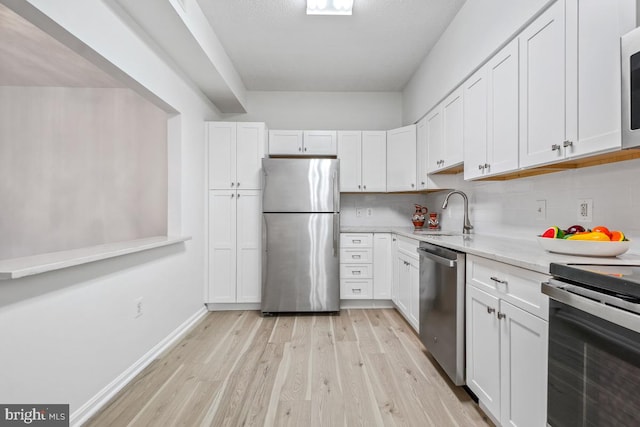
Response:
0,236,191,280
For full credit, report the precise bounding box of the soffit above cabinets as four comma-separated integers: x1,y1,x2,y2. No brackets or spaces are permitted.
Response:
197,0,467,92
0,4,123,88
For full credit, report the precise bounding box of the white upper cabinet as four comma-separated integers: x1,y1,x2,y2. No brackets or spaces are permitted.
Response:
465,39,520,180
426,107,443,173
268,130,304,155
463,67,489,180
519,0,566,168
208,122,265,190
337,131,362,192
268,130,337,156
416,116,430,189
520,0,635,168
487,39,519,176
387,125,417,192
338,131,387,192
361,131,387,192
428,88,463,174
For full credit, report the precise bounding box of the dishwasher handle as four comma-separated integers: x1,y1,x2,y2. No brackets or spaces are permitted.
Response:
417,247,457,268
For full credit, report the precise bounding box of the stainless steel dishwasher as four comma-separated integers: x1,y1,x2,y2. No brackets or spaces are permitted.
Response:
417,241,466,385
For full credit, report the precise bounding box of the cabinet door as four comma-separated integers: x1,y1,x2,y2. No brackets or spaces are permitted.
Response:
338,131,362,192
426,107,443,173
416,117,429,189
208,190,237,303
391,235,399,304
269,130,303,155
463,67,488,180
519,1,566,168
361,131,387,192
487,39,519,176
466,285,501,421
373,233,392,299
236,123,265,190
208,122,236,189
303,130,337,155
386,125,417,192
236,190,261,303
408,256,420,332
500,301,548,427
566,0,635,158
396,252,410,315
442,88,464,169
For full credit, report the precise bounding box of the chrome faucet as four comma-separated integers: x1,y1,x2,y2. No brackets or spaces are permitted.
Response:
442,190,473,234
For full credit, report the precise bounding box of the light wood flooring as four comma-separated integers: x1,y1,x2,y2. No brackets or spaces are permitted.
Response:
86,309,492,426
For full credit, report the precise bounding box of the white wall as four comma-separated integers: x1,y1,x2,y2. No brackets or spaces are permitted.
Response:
402,0,552,125
425,159,640,253
0,0,218,422
229,90,403,130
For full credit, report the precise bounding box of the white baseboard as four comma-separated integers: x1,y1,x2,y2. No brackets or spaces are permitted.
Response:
340,299,394,309
206,302,261,311
70,306,208,427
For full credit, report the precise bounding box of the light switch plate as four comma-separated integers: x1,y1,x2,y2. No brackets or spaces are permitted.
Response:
577,198,593,222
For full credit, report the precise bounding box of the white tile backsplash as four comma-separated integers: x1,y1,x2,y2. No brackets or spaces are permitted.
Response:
424,158,640,253
340,193,430,227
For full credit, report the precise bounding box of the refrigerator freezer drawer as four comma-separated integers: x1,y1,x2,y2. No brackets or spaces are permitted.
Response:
262,213,340,313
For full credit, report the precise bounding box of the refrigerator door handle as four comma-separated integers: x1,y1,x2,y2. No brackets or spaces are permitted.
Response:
332,170,339,214
333,213,339,257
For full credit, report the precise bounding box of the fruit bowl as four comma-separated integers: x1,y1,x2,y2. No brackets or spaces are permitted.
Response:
536,237,631,257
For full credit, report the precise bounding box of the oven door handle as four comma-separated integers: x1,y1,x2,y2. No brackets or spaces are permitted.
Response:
542,280,640,334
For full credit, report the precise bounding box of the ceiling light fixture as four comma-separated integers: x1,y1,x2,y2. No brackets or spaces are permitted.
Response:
306,0,353,16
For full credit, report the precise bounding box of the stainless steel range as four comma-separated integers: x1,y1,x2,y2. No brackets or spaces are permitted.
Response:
543,263,640,427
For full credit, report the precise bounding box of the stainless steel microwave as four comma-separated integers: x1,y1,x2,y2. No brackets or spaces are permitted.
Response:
621,26,640,148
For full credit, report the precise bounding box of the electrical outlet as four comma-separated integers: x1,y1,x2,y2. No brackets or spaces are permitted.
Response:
356,207,363,217
577,198,593,222
134,297,144,318
366,208,373,217
536,200,546,220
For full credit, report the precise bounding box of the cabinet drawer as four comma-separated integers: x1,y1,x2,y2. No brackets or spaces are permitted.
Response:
340,233,373,247
340,264,372,279
340,248,373,264
340,279,373,299
467,255,550,320
395,235,419,259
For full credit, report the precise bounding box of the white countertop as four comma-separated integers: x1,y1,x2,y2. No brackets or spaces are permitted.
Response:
341,226,640,275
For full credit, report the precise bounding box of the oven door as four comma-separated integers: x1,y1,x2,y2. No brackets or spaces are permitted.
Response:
543,282,640,427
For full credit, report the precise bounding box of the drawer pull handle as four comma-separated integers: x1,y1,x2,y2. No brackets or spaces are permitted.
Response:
487,307,496,314
490,276,508,285
352,271,361,275
352,239,361,243
352,288,362,293
352,255,361,259
497,312,506,320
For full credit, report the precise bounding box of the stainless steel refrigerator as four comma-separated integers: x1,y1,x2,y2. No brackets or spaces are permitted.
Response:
261,158,340,314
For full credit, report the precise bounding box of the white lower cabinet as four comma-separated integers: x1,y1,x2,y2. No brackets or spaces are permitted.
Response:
393,235,419,332
372,233,392,299
466,255,549,427
340,232,393,301
208,189,261,303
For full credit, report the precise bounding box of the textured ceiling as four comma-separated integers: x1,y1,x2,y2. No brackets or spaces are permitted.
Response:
198,0,466,91
0,4,123,88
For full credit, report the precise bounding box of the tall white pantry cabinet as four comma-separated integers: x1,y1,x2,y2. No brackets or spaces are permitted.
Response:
207,122,266,305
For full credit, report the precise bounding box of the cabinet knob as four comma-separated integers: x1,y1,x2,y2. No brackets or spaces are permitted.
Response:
421,181,425,185
299,147,302,152
304,147,307,152
237,193,241,198
487,307,496,314
363,185,366,190
411,183,415,188
358,184,361,189
237,182,240,187
231,193,234,198
231,182,235,187
563,140,573,148
497,312,506,320
484,163,490,170
478,164,484,170
551,144,562,151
